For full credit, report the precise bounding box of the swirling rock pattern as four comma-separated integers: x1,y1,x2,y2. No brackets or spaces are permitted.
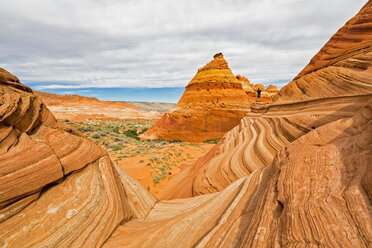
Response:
0,68,156,247
159,94,372,199
276,1,372,101
105,95,372,248
141,53,251,142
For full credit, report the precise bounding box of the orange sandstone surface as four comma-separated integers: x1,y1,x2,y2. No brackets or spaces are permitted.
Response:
0,68,156,247
107,3,371,247
35,91,162,121
1,2,372,248
236,74,278,102
141,53,252,142
275,1,372,101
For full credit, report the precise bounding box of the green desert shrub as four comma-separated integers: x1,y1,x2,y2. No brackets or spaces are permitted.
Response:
91,133,100,139
139,127,148,134
203,138,221,144
112,144,122,151
124,129,140,140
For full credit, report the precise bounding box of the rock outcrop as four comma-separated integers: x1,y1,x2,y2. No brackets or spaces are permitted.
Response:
159,94,371,199
35,91,161,121
105,3,372,246
2,2,372,247
106,99,372,247
141,53,251,142
275,1,372,101
161,1,372,199
236,75,279,102
0,68,157,247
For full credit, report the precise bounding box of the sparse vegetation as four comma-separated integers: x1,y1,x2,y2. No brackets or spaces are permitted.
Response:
66,119,213,191
124,129,140,140
203,138,221,144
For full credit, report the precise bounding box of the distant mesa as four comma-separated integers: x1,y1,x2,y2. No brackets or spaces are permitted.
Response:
141,53,252,142
35,90,162,121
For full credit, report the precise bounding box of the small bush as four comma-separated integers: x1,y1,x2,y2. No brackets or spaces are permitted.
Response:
91,133,100,139
203,138,221,144
139,127,148,134
77,127,86,133
153,175,160,184
99,131,108,137
124,129,139,140
112,144,122,151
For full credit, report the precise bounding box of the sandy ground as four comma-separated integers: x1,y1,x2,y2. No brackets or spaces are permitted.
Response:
112,143,214,198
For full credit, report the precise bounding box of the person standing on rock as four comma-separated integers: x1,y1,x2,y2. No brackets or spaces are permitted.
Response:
256,88,262,102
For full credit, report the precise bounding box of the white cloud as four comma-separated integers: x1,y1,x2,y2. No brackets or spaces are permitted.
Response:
0,0,367,89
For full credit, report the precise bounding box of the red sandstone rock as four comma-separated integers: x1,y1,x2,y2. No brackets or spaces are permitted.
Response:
2,2,372,247
0,68,156,247
236,75,278,102
141,53,251,142
275,1,372,101
106,99,372,247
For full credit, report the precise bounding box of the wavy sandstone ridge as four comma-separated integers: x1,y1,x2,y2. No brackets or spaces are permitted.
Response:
141,53,251,142
0,68,157,247
159,94,371,199
276,1,372,101
106,99,372,247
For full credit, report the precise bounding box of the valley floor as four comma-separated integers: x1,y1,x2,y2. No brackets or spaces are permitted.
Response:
66,118,215,197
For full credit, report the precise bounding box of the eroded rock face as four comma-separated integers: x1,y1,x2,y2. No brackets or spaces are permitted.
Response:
236,75,279,102
106,100,372,247
275,1,372,101
0,68,157,247
159,94,372,199
141,53,251,142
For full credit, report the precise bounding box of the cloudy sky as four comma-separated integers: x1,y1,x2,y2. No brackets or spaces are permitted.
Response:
0,0,367,101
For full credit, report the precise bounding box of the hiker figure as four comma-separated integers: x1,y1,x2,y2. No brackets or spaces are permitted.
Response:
256,88,262,102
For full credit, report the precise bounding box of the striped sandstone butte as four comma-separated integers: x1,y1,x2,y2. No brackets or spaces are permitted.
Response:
141,53,251,142
107,2,371,247
1,2,372,247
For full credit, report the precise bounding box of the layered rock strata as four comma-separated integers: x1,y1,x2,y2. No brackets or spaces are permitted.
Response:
236,75,279,102
35,91,161,121
276,1,372,101
0,68,157,247
106,99,372,247
159,94,371,199
141,53,251,142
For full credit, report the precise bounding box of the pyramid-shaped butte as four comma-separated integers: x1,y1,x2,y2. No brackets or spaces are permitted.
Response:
141,53,251,142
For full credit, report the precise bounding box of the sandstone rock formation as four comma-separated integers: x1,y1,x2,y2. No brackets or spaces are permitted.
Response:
275,1,372,101
106,98,372,247
236,75,279,102
35,91,161,121
159,94,371,199
106,3,372,245
0,68,157,247
2,2,372,247
160,1,372,200
141,53,251,142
